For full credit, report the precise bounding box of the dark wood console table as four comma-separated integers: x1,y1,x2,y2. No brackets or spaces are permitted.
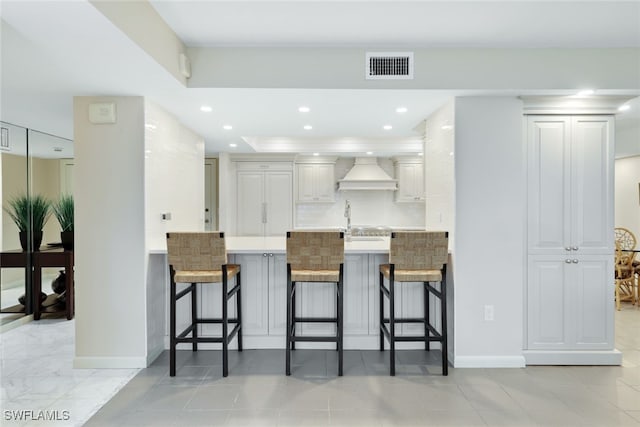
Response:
0,250,32,314
0,248,74,320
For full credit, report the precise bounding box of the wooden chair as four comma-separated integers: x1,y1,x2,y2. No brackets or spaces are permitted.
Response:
286,231,344,376
615,227,638,309
166,232,242,377
615,241,637,309
379,231,449,375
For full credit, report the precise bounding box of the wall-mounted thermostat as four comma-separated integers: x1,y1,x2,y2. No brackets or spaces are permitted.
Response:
89,102,117,124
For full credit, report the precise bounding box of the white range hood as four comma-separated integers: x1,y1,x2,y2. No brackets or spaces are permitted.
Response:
338,157,398,191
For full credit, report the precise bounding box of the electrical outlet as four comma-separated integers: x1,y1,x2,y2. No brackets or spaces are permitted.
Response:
484,305,494,321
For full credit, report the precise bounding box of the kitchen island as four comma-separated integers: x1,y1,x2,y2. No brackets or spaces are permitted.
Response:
148,236,448,355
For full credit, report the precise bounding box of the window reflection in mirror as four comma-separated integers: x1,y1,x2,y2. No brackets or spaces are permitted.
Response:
0,121,73,327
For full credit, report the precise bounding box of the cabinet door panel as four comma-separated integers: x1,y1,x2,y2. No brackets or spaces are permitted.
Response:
297,165,315,201
299,282,336,336
234,254,269,336
314,164,335,201
527,117,571,254
573,257,613,348
570,117,614,254
268,255,288,335
265,172,292,236
527,257,569,349
344,254,369,335
237,172,264,236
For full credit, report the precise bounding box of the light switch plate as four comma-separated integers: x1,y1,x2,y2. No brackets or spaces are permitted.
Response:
89,103,116,124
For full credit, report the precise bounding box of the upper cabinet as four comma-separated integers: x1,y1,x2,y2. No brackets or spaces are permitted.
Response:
295,157,336,203
527,116,614,255
394,157,424,203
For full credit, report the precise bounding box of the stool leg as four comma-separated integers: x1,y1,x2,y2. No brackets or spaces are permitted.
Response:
379,271,384,351
424,281,430,351
291,282,296,351
192,283,198,352
335,283,339,352
236,272,243,352
389,267,396,376
222,269,229,377
286,266,292,376
338,265,344,376
440,274,448,376
169,273,177,377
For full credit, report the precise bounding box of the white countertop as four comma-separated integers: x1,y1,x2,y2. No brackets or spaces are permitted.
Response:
149,236,391,255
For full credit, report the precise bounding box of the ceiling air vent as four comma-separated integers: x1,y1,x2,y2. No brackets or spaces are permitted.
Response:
366,52,414,80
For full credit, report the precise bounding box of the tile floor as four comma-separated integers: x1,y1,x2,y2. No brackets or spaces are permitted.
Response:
1,305,639,426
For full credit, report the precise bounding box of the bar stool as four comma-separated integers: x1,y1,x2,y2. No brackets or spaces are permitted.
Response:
286,231,344,376
166,232,242,377
379,231,449,376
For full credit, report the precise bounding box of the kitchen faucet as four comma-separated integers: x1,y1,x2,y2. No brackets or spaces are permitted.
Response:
344,199,351,236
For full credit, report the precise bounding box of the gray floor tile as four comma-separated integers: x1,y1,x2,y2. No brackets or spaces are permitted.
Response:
278,409,330,426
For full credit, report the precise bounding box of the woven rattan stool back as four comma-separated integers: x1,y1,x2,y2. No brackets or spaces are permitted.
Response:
286,231,344,271
389,231,448,270
166,232,227,271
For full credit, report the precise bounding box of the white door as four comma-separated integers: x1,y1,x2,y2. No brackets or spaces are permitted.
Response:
59,159,74,195
264,171,292,236
570,117,614,255
527,117,571,255
204,159,217,231
237,171,265,236
572,256,614,349
234,253,269,336
527,256,570,349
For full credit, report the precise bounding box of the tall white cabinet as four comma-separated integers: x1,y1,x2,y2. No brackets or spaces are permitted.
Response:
525,115,616,363
236,162,293,236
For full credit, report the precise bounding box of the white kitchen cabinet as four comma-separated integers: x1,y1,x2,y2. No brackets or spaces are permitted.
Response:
527,255,613,350
232,254,270,336
527,116,613,255
236,162,293,236
298,254,372,337
394,158,424,202
296,161,335,203
526,115,615,359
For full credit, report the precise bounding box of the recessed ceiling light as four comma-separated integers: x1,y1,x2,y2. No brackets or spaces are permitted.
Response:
223,125,233,130
298,106,310,113
449,152,454,156
418,152,424,156
144,124,156,130
618,104,631,112
229,143,237,148
366,151,373,155
383,125,392,130
200,105,212,112
441,124,453,130
396,107,408,113
576,89,595,97
304,125,313,130
313,152,319,156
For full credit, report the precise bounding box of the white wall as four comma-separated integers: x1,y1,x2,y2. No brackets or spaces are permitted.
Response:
144,100,205,363
424,100,455,247
453,97,526,367
295,158,425,229
144,100,205,250
615,156,640,239
74,96,147,368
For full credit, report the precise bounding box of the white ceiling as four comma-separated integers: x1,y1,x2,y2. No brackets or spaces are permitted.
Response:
1,0,639,158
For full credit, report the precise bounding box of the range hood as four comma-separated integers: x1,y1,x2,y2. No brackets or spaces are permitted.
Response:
338,157,398,191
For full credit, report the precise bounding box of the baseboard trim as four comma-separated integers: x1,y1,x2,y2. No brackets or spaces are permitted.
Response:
454,355,526,368
523,349,623,365
0,314,33,333
146,345,164,367
73,356,147,369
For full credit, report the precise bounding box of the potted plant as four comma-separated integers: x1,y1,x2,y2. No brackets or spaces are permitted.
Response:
52,194,74,250
3,193,52,251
